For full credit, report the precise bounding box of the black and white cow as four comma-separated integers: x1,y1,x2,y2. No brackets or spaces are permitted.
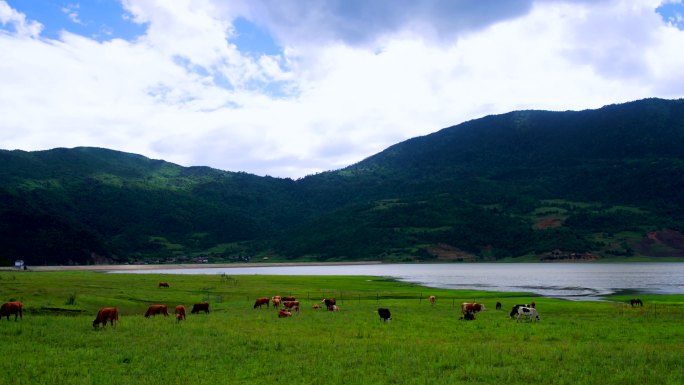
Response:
509,304,535,318
378,308,391,322
515,306,540,322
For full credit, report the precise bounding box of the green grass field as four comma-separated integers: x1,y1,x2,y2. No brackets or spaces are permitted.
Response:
0,271,682,385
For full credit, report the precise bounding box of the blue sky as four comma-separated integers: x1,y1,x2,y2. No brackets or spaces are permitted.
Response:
5,0,146,40
1,1,684,178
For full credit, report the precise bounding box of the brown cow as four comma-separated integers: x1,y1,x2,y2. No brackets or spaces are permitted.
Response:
191,302,210,314
175,305,186,321
145,304,169,317
461,302,486,315
281,296,296,302
253,297,270,309
283,301,300,312
272,297,281,309
93,307,119,328
278,309,292,318
0,301,22,321
158,282,169,288
312,304,321,309
429,296,436,306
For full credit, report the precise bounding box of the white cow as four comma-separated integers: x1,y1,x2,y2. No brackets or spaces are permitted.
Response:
516,306,540,322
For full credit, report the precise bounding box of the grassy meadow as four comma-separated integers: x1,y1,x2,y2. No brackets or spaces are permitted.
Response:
0,270,683,385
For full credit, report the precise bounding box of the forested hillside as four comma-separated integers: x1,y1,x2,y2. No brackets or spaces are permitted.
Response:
2,98,684,265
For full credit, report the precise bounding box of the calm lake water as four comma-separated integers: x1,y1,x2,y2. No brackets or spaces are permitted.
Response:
110,263,684,300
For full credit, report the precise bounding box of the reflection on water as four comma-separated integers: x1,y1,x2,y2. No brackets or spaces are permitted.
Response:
110,263,684,300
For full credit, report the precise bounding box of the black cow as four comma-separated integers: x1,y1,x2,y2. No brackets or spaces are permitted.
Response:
378,308,391,322
323,298,336,311
460,310,476,321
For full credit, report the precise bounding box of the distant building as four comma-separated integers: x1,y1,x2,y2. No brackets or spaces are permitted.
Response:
14,260,24,269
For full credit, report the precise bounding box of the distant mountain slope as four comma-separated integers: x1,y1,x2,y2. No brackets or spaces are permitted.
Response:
2,98,684,265
0,147,302,265
275,98,684,260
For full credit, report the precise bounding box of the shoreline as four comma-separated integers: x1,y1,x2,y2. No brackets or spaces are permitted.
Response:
4,260,383,272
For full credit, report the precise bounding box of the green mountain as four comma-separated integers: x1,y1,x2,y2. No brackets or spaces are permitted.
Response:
2,98,684,265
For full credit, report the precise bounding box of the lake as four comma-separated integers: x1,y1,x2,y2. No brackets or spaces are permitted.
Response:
109,262,684,300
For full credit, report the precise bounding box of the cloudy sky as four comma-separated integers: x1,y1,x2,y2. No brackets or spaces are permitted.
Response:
1,0,683,178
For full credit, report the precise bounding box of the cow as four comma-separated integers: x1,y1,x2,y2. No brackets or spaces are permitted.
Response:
630,298,643,307
272,297,282,309
254,297,270,309
158,282,169,288
281,296,296,302
0,301,23,321
323,298,336,311
459,311,476,321
278,309,292,318
328,305,340,312
378,308,391,322
461,302,486,315
312,304,321,309
429,296,436,306
495,302,502,310
92,307,118,329
175,305,186,321
509,304,533,319
191,302,210,314
145,304,169,318
515,306,540,322
283,301,300,312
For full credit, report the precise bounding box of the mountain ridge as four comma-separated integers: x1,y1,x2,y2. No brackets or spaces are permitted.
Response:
2,97,684,265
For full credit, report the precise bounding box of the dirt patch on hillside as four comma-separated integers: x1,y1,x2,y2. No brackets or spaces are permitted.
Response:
533,216,563,230
426,243,476,262
634,229,684,257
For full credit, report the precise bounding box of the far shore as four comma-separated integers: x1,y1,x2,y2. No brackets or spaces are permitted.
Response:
1,261,383,272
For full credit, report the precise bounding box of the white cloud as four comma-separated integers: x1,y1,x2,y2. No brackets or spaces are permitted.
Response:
0,0,683,178
0,0,42,37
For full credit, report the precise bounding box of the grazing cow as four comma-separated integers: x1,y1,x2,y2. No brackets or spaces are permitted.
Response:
278,309,292,318
92,307,118,328
328,305,340,312
282,296,296,302
378,308,391,322
459,311,476,321
429,296,436,306
515,306,540,322
0,301,23,321
495,302,502,310
630,298,643,307
158,282,169,288
312,304,321,309
509,304,533,319
191,302,210,314
175,305,186,321
253,297,270,309
461,302,486,315
145,304,169,318
323,298,336,310
272,297,282,309
283,301,300,312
